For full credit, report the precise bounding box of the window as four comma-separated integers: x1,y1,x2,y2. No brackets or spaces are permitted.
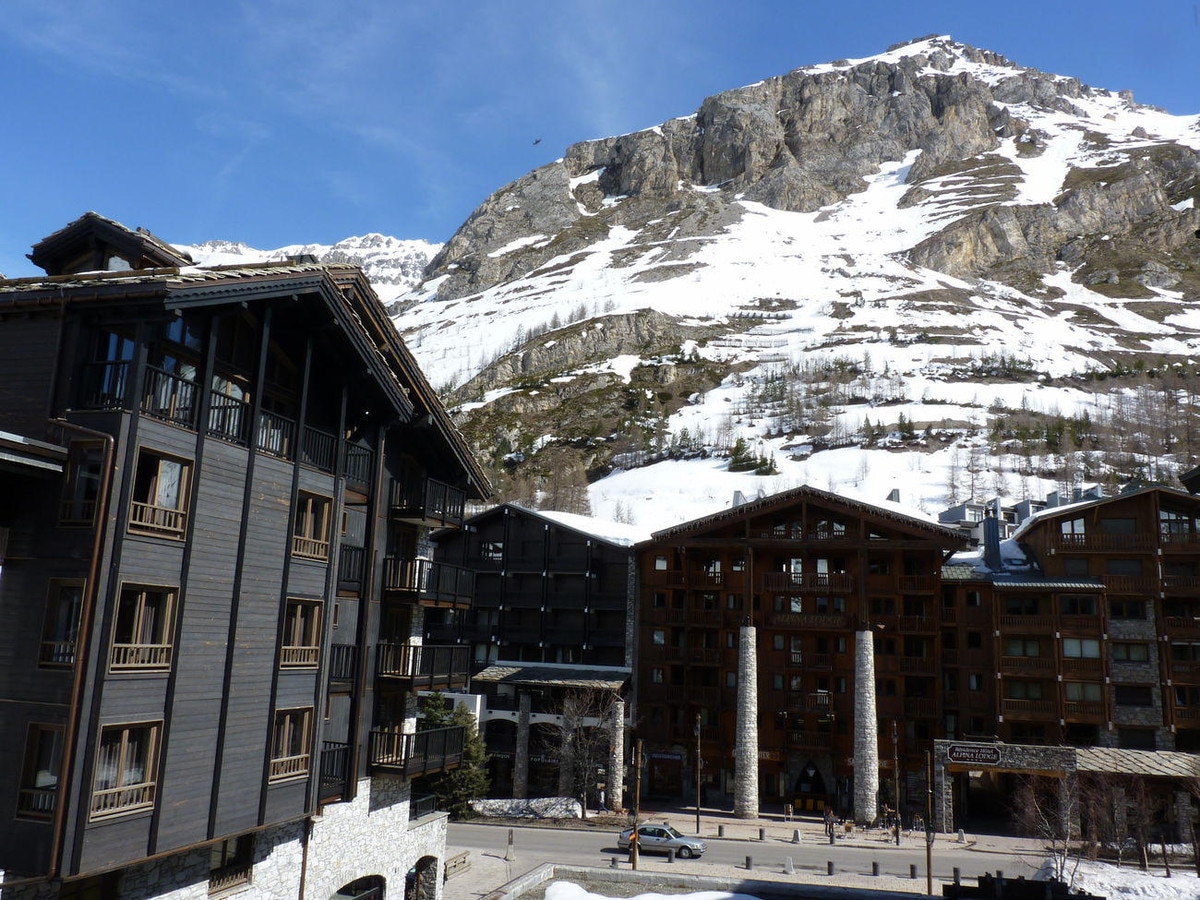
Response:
1172,642,1200,662
40,580,84,667
965,591,981,607
1062,638,1101,658
1105,559,1143,576
129,450,191,538
60,442,104,524
1004,681,1044,700
91,722,159,819
281,599,322,667
654,556,668,571
1113,685,1154,707
651,629,665,646
1109,598,1146,620
1061,517,1086,536
481,541,503,562
726,593,743,610
772,674,784,690
1004,638,1040,658
1064,682,1102,701
1175,685,1200,707
966,631,982,650
1111,642,1150,663
724,671,737,688
1004,596,1040,616
209,835,254,897
1061,558,1089,576
292,493,331,560
651,667,664,684
1117,727,1156,750
1058,594,1097,616
111,585,175,671
269,708,312,781
968,674,984,692
1099,518,1137,534
18,725,63,819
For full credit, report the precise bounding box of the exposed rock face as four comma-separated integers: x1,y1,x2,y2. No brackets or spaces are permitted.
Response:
421,36,1199,304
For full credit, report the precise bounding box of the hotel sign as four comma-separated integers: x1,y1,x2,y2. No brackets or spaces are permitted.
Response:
946,744,1002,766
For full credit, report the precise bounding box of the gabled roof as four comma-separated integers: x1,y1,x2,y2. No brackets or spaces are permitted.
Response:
1011,483,1200,541
646,483,966,546
451,502,647,546
29,211,193,275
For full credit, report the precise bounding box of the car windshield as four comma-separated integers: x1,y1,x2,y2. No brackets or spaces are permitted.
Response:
663,825,683,838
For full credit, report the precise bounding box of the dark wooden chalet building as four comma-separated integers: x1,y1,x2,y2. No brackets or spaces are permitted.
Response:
430,504,642,801
635,485,965,815
0,213,489,900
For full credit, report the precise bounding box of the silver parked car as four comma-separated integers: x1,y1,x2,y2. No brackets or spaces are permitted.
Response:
617,823,707,858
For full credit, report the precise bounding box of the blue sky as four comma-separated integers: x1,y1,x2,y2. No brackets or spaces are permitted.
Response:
1,1,1196,277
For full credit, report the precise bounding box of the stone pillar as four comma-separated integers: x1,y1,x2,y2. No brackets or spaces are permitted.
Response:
1113,783,1127,838
853,628,879,825
734,623,759,818
607,698,625,812
513,693,531,799
1175,789,1193,841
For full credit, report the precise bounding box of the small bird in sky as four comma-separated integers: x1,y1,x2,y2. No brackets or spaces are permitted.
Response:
532,138,542,145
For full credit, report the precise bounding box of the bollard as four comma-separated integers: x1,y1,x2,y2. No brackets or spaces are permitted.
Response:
872,861,879,877
828,829,835,846
953,867,961,885
792,828,800,844
784,856,794,875
718,825,725,838
759,827,766,841
827,860,835,876
745,855,753,870
610,857,618,869
667,848,675,864
957,829,965,843
504,829,515,861
910,864,917,879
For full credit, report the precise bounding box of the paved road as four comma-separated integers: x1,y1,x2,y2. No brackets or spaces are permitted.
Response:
446,820,1047,898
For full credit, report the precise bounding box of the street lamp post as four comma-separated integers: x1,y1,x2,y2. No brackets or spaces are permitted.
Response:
892,720,900,846
694,713,702,835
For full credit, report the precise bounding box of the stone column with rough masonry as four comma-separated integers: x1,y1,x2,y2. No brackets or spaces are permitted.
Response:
513,692,531,799
734,623,759,818
607,698,625,812
853,628,879,824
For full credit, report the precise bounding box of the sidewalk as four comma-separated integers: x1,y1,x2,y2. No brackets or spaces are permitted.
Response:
442,803,1051,900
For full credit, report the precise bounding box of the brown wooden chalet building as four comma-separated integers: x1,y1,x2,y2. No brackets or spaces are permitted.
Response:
0,213,489,900
635,485,966,816
431,503,641,801
633,478,1200,834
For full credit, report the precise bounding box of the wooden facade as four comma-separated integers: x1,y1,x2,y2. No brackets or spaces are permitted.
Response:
0,214,488,889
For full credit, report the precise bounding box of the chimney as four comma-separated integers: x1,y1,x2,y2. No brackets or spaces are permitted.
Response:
982,501,1003,571
732,491,748,507
886,488,900,503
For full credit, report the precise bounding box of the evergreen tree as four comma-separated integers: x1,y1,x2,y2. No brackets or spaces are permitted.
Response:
419,694,490,818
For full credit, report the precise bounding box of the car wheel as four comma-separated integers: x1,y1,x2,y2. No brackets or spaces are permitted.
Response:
677,846,693,859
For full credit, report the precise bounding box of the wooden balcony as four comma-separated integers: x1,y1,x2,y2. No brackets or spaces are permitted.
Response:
79,360,131,410
338,544,366,586
1000,656,1054,671
268,753,310,782
1100,575,1158,594
301,426,337,473
900,656,937,675
999,614,1053,630
376,643,469,690
897,615,935,632
899,575,937,593
342,442,374,487
389,477,465,528
1064,700,1104,720
39,640,76,668
761,572,854,593
1164,616,1200,638
328,643,358,684
280,645,320,668
903,697,937,718
1163,576,1200,594
788,692,837,715
129,501,187,539
291,533,330,561
369,725,464,776
1052,533,1156,553
1159,531,1200,551
1061,657,1103,674
142,367,197,427
90,781,156,818
256,410,296,459
17,787,56,819
382,557,474,608
1000,698,1057,721
110,643,172,671
319,740,353,804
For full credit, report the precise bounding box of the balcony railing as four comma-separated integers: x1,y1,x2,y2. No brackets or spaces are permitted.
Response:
389,477,466,528
90,781,155,818
761,572,854,593
17,787,56,819
343,443,374,486
268,752,310,782
1061,656,1103,673
1100,575,1158,594
1052,533,1156,552
899,575,937,593
291,533,330,561
1164,615,1200,636
280,645,320,667
257,411,295,459
319,740,353,803
382,557,474,607
1163,576,1200,593
129,501,187,538
900,656,937,675
903,697,937,718
1064,700,1104,718
79,360,131,409
301,426,337,473
39,640,76,667
207,392,249,444
1001,698,1057,719
409,794,439,820
338,545,365,584
369,725,464,776
142,367,197,427
110,643,172,671
1000,656,1054,671
329,643,358,683
376,643,470,689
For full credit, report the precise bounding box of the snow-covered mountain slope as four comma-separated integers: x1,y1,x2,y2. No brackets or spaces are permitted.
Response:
180,233,441,305
379,36,1200,529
